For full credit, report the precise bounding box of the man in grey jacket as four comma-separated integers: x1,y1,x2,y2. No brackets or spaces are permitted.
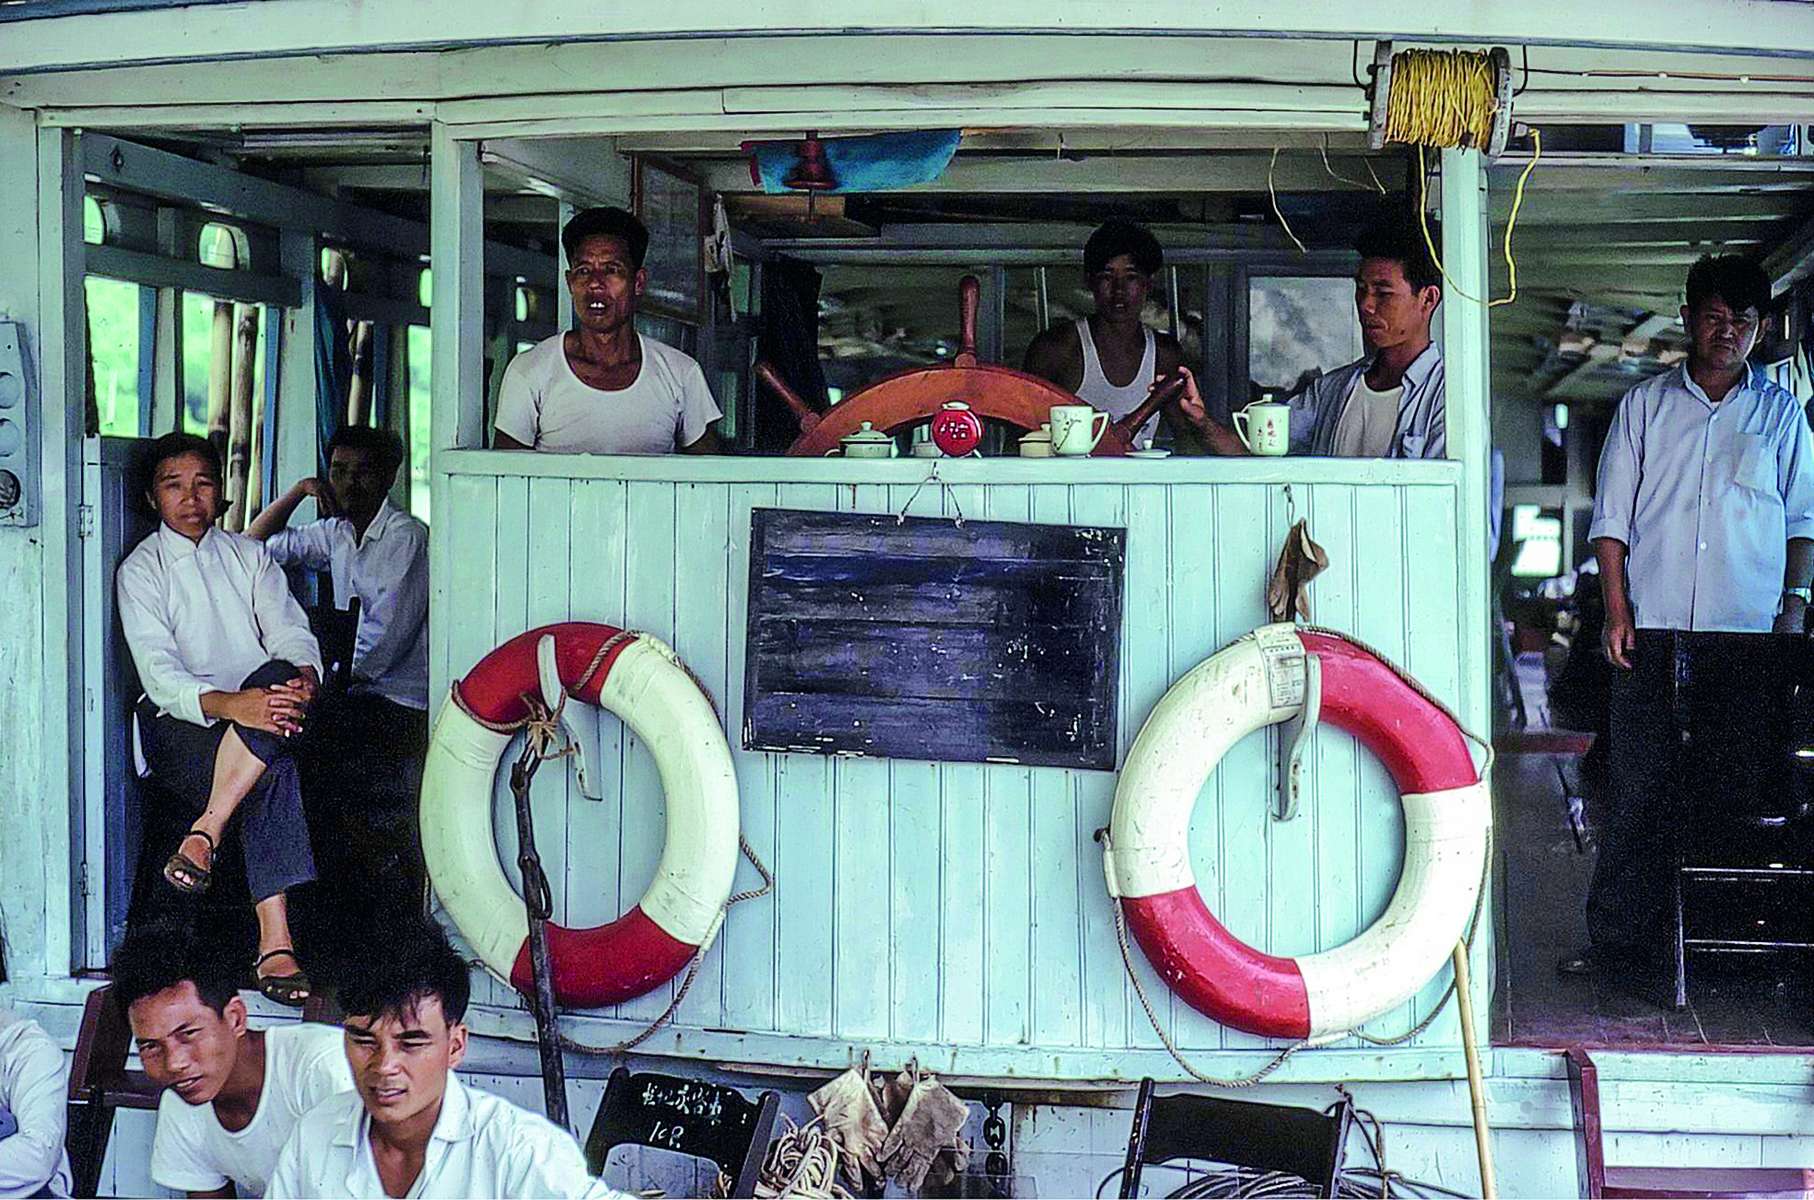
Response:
1178,219,1447,458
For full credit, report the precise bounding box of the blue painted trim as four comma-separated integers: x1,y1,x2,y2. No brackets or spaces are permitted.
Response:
0,0,248,22
260,303,279,507
134,283,154,438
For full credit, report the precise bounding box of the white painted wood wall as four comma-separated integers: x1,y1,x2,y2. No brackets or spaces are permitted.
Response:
434,455,1480,1082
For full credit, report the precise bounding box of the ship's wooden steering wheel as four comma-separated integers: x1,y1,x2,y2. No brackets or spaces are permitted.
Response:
762,276,1181,457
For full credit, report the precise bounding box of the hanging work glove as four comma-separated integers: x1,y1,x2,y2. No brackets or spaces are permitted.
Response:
879,1072,971,1193
808,1065,890,1190
880,1062,919,1127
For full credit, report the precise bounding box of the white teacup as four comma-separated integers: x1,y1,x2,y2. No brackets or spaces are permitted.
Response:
1050,405,1108,456
1233,402,1290,456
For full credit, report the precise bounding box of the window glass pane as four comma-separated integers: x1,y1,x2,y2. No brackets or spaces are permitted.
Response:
86,276,141,436
1248,276,1363,398
181,292,221,434
407,324,431,524
418,267,432,309
83,197,105,246
198,222,242,270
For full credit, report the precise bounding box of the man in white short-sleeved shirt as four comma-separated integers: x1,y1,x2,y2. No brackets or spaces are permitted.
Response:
0,1004,73,1198
268,925,625,1200
493,205,722,456
111,927,352,1198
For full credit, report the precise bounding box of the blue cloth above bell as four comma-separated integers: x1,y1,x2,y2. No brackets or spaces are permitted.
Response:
743,130,962,194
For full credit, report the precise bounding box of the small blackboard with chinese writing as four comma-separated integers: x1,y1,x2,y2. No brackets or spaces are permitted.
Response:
585,1068,779,1190
743,508,1124,770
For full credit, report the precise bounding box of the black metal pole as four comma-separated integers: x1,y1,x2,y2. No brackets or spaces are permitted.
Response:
510,754,571,1132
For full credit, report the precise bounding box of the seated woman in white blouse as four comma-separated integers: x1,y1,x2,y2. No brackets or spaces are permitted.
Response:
116,433,324,1006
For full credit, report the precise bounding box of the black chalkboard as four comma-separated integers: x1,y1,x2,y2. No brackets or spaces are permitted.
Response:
743,508,1124,769
585,1068,780,1198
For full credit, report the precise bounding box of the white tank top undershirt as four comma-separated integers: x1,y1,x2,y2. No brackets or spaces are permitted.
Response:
1075,318,1158,444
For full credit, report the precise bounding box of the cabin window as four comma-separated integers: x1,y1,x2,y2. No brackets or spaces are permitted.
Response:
198,221,247,271
1249,275,1363,400
83,196,106,246
85,277,148,437
178,295,271,527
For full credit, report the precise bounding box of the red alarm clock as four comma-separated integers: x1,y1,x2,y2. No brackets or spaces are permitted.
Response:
930,401,983,457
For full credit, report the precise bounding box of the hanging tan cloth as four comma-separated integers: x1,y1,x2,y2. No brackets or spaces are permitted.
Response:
1267,518,1329,622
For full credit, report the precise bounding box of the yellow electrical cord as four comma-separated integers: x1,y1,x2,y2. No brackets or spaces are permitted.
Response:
1415,129,1540,309
1380,46,1539,308
1384,47,1500,152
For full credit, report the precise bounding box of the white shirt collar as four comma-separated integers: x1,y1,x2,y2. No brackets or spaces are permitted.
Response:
351,498,407,547
154,520,217,560
335,1072,475,1152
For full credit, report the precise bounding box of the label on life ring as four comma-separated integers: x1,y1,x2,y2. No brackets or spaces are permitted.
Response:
1255,624,1307,710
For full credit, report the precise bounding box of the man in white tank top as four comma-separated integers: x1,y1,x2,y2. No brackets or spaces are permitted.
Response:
494,207,722,456
1022,219,1186,448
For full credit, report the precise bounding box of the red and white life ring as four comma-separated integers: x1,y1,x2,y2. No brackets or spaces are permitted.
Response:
1103,624,1490,1040
420,622,739,1008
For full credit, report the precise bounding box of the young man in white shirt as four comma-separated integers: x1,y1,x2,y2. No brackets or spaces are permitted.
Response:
249,425,430,724
1176,218,1447,460
116,433,323,1004
267,924,624,1200
111,926,351,1198
0,940,73,1200
493,205,723,456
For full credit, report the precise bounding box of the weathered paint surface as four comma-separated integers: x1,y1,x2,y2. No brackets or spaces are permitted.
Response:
436,463,1475,1080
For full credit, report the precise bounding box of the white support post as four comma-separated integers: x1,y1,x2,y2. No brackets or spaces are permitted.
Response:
277,228,319,513
0,105,48,981
38,125,85,976
1439,145,1492,1042
429,123,483,701
555,199,576,332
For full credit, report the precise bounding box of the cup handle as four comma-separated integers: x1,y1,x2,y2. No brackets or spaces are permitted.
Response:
1088,411,1108,450
1233,409,1254,452
824,447,839,456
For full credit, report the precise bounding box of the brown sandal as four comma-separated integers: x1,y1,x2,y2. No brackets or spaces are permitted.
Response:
163,828,215,894
255,948,311,1007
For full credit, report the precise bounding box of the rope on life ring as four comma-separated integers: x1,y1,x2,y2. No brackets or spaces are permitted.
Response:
421,622,745,1009
1102,622,1492,1056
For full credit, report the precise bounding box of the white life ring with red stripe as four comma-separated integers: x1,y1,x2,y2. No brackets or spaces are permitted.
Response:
1103,624,1490,1040
420,622,738,1008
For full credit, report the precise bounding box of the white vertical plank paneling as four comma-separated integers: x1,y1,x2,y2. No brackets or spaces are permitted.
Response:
1207,483,1271,1051
773,483,838,1037
564,479,628,938
1120,483,1173,1050
1067,483,1127,1051
1350,486,1410,1034
434,468,1477,1073
832,483,892,1041
1306,486,1362,959
722,484,780,1031
975,484,1033,1050
1166,483,1225,1051
674,482,733,1029
617,480,678,1024
1028,478,1085,1049
1402,483,1464,1044
525,477,572,929
921,479,985,1047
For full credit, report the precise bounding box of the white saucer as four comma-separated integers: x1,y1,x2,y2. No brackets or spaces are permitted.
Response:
1128,448,1172,459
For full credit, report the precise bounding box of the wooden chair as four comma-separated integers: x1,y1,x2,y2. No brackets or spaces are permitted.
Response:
65,982,337,1198
585,1066,780,1200
1118,1077,1351,1199
1565,1048,1814,1198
